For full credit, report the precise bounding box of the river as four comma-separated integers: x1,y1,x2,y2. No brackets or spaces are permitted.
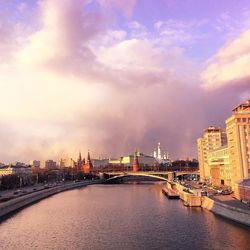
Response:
0,183,249,250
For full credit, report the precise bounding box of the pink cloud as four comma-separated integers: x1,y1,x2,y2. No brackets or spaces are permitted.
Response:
0,0,247,163
201,29,250,91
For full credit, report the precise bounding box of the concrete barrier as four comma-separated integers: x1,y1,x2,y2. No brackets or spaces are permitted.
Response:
175,182,201,207
202,196,250,226
0,180,100,219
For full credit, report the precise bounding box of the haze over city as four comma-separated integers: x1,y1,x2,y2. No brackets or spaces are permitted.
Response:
0,0,250,162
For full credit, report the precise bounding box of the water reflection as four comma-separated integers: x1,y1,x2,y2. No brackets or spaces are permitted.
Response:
0,184,249,250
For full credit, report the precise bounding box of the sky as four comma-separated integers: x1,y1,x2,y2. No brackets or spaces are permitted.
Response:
0,0,250,163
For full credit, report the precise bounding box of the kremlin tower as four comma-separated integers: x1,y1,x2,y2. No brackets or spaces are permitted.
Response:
83,151,93,174
132,150,139,172
76,152,85,172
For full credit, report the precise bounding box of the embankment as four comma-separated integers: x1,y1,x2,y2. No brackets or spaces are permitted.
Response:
201,196,250,226
0,180,100,219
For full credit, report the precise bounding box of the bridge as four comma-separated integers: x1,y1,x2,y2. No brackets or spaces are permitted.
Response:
100,171,199,182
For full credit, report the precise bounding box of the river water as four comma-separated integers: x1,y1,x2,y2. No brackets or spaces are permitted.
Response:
0,183,249,250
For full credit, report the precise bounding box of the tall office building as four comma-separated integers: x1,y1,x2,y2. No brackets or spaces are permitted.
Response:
197,126,227,181
226,100,250,184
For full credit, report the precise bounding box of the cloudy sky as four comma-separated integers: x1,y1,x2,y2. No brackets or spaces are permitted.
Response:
0,0,249,163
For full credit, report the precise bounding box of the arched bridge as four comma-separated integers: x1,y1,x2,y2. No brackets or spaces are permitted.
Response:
101,171,199,183
106,172,168,182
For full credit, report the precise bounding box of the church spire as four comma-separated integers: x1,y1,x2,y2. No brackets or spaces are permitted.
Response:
87,150,91,161
78,151,82,162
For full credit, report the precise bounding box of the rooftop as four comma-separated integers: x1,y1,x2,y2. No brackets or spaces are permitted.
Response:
233,99,250,113
203,126,222,133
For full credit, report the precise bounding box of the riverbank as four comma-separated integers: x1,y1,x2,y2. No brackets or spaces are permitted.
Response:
0,180,100,219
201,196,250,226
168,182,250,226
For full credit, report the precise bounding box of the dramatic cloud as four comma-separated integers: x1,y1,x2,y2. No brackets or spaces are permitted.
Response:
0,0,249,163
201,29,250,91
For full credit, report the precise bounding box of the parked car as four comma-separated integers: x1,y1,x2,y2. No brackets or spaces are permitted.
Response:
201,190,207,196
221,190,233,195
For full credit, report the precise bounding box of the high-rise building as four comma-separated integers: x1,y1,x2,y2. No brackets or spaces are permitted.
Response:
45,160,57,170
226,99,250,184
197,126,227,181
30,160,40,168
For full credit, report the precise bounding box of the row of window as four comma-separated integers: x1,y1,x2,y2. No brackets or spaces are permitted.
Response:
237,117,250,123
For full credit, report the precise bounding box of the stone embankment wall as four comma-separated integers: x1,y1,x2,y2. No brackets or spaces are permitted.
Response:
201,196,250,226
0,180,100,219
175,183,201,207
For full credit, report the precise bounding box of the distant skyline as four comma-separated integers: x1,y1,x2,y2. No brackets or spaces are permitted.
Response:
0,0,249,162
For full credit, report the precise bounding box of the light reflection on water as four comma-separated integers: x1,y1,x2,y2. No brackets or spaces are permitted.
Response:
0,183,249,250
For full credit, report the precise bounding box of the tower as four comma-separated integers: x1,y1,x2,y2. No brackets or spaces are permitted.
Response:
157,142,161,160
76,152,85,172
133,150,139,172
83,151,93,174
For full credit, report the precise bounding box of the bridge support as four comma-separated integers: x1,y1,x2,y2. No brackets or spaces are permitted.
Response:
168,172,174,181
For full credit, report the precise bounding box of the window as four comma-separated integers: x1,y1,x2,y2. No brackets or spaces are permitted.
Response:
237,118,241,122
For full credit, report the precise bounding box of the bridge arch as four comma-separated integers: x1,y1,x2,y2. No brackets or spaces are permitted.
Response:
105,173,168,182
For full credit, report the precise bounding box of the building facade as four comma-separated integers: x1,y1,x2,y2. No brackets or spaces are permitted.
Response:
45,160,57,170
30,160,40,168
197,126,227,181
226,100,250,184
0,165,32,176
197,99,250,190
207,146,231,186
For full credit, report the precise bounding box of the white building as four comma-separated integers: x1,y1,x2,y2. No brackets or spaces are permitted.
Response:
109,152,156,167
0,165,32,176
92,159,109,168
153,142,171,164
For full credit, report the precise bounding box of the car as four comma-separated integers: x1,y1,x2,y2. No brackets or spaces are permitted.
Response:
201,191,207,196
221,190,233,195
